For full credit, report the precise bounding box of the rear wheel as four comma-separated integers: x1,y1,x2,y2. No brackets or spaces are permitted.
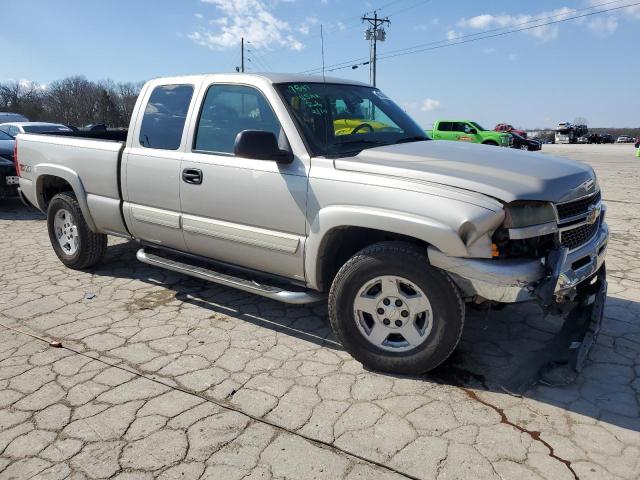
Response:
47,192,107,269
328,242,464,375
520,144,529,151
483,140,498,146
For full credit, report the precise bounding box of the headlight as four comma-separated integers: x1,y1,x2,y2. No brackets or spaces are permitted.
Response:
504,201,556,228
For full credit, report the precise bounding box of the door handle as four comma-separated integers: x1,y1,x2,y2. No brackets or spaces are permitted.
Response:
182,168,203,185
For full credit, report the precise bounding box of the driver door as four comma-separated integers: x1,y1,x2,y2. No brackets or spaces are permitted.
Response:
179,83,308,281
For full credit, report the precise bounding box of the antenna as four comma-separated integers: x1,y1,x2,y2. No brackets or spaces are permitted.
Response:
320,24,326,81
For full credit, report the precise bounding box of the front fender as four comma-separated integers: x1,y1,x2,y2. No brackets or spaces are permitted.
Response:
33,164,97,232
305,205,471,290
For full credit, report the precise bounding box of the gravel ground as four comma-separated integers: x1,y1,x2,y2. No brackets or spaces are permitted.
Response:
0,143,638,480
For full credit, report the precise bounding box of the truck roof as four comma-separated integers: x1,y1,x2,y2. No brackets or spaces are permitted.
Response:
148,72,370,87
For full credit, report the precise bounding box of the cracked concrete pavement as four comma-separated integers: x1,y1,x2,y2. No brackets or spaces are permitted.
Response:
0,144,639,479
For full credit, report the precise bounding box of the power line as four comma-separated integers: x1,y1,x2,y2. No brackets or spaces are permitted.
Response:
303,0,632,74
364,0,407,16
246,50,272,72
377,1,640,62
301,0,638,75
385,0,432,18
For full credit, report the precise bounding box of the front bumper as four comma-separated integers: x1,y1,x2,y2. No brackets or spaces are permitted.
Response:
428,220,608,304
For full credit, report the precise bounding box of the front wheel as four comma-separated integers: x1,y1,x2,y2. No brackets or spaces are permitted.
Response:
47,192,107,270
328,242,464,375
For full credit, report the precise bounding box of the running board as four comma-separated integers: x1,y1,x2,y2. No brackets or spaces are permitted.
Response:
136,249,325,305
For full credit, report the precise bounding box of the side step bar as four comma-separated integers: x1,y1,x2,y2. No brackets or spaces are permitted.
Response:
136,249,325,305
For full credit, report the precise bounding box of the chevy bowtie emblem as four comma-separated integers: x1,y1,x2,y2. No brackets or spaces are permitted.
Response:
586,204,601,225
581,178,596,193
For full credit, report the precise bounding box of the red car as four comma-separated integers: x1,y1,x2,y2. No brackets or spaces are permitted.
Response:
494,123,527,138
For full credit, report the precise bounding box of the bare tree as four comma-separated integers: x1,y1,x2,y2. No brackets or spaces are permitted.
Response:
0,80,45,120
0,76,144,127
574,117,589,126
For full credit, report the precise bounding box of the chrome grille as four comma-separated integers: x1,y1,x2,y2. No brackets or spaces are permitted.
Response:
560,221,599,250
556,191,601,221
554,191,602,251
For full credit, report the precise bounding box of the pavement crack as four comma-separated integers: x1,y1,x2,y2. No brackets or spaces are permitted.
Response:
461,388,579,480
0,323,423,480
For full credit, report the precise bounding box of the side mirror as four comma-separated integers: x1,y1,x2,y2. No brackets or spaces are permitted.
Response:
234,130,293,164
468,128,478,135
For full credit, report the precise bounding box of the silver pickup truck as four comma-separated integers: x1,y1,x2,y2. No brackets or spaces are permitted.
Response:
15,73,608,376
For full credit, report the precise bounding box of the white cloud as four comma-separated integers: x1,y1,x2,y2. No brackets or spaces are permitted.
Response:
421,98,441,112
298,16,318,35
189,0,304,51
508,53,518,62
588,16,618,35
447,30,460,42
457,7,576,41
482,47,496,55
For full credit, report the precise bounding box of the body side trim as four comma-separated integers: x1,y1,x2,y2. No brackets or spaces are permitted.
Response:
182,215,300,254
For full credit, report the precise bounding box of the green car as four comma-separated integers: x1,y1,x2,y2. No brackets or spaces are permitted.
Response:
426,120,512,147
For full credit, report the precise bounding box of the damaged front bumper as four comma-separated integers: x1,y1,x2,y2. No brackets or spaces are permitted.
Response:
428,220,608,305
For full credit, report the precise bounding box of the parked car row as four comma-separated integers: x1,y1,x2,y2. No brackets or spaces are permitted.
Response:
578,133,615,144
426,120,544,151
426,120,512,146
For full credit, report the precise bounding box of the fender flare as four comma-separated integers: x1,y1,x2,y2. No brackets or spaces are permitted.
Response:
305,205,470,290
33,163,98,232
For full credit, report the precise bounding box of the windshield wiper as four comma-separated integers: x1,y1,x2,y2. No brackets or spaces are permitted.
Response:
394,135,429,144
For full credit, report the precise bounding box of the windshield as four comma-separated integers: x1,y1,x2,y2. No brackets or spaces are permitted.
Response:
0,130,12,140
23,124,71,133
276,82,428,156
470,122,487,131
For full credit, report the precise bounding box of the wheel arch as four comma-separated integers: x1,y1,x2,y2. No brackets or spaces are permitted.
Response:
305,205,469,291
34,164,98,232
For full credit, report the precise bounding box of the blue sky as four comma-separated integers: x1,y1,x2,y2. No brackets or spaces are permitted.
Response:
1,0,639,128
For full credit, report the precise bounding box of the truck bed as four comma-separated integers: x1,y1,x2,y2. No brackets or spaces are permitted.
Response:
17,132,129,236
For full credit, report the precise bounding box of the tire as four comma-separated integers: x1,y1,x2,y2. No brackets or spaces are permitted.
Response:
328,241,464,375
47,192,107,270
520,145,529,151
483,140,498,146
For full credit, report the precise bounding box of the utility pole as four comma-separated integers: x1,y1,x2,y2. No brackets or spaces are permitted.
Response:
241,37,245,73
362,11,389,87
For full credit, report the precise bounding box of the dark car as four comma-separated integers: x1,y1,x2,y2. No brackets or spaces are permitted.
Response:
0,129,18,199
510,133,541,151
600,134,614,144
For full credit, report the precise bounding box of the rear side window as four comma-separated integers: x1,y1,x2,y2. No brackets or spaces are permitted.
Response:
139,84,194,150
438,122,452,131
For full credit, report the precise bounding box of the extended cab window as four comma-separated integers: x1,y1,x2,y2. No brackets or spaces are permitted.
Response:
139,84,194,150
438,122,452,132
194,84,281,155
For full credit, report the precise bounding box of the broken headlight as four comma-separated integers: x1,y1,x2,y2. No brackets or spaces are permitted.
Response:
503,201,556,229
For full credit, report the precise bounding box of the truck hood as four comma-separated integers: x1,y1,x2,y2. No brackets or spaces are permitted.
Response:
334,140,596,203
